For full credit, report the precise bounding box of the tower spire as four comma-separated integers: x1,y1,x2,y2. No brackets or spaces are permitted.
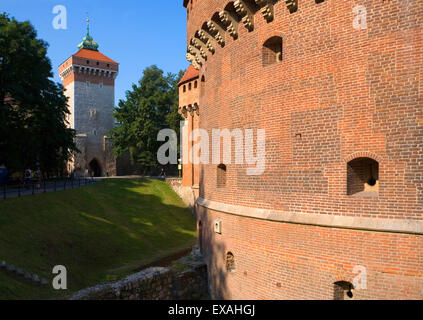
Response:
86,16,90,36
78,15,99,51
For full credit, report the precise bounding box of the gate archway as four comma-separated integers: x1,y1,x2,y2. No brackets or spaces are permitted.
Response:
89,159,102,177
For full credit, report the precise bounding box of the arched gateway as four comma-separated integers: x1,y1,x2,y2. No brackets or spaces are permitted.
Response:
89,159,102,177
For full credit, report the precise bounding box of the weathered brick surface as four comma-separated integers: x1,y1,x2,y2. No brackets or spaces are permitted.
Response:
184,0,423,299
198,206,423,300
179,72,200,187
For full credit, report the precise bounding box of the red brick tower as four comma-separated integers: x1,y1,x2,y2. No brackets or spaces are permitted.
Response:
59,19,119,176
183,0,423,299
178,65,200,192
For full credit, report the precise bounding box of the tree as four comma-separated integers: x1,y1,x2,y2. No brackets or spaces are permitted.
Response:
0,13,76,177
111,65,183,174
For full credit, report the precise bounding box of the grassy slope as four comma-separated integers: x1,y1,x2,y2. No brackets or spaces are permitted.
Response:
0,178,196,299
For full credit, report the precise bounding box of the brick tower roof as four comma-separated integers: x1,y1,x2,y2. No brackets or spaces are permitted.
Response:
73,48,118,64
178,65,199,86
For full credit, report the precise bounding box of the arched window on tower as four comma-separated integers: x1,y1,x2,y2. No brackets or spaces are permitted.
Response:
347,157,379,196
262,36,283,67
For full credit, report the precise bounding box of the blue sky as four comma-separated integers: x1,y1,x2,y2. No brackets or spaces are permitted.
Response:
1,0,189,104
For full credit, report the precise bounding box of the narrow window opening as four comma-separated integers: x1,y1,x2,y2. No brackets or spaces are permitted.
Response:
262,36,283,67
334,281,354,300
226,252,235,273
189,82,192,90
347,157,379,196
183,85,186,92
217,164,227,188
194,80,198,88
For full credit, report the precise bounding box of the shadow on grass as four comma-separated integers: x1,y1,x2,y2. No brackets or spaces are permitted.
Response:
0,178,197,300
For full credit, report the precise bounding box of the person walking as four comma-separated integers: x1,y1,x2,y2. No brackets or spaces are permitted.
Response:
35,169,41,189
160,167,166,178
25,168,32,189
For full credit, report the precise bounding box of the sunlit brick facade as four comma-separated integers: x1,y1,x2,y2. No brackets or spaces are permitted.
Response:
183,0,423,299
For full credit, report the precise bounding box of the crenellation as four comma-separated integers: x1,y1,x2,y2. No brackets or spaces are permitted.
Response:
218,10,239,39
255,0,274,22
285,0,298,13
234,0,255,31
206,20,226,46
182,0,423,300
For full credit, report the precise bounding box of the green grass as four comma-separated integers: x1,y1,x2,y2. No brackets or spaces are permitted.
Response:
0,178,196,300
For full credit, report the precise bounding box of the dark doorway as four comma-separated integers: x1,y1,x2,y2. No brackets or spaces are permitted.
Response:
89,159,102,177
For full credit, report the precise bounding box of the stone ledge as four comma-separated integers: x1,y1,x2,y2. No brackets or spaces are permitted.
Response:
196,197,423,235
70,250,208,300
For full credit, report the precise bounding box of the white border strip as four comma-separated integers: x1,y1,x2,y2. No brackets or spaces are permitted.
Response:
196,197,423,235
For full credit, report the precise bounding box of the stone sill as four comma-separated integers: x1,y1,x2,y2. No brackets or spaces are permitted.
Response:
196,197,423,235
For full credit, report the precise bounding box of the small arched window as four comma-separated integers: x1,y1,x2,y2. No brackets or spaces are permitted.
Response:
194,80,198,88
183,85,186,92
226,252,235,272
189,83,192,90
217,164,227,188
347,157,379,196
262,36,283,67
334,281,354,300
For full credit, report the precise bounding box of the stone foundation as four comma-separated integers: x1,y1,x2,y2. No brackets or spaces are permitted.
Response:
70,249,208,300
166,178,197,208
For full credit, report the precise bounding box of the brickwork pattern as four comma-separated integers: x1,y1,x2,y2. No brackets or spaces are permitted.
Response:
198,206,423,300
185,0,423,299
188,0,423,218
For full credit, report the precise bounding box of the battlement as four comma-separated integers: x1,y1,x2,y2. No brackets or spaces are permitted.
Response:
184,0,423,300
184,0,330,69
59,49,119,87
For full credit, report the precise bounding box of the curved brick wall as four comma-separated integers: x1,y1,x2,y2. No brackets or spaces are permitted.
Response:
185,0,423,299
198,206,423,299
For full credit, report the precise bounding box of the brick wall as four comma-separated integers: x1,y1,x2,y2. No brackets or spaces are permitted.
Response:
179,76,200,187
198,206,423,300
191,0,423,218
185,0,423,299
